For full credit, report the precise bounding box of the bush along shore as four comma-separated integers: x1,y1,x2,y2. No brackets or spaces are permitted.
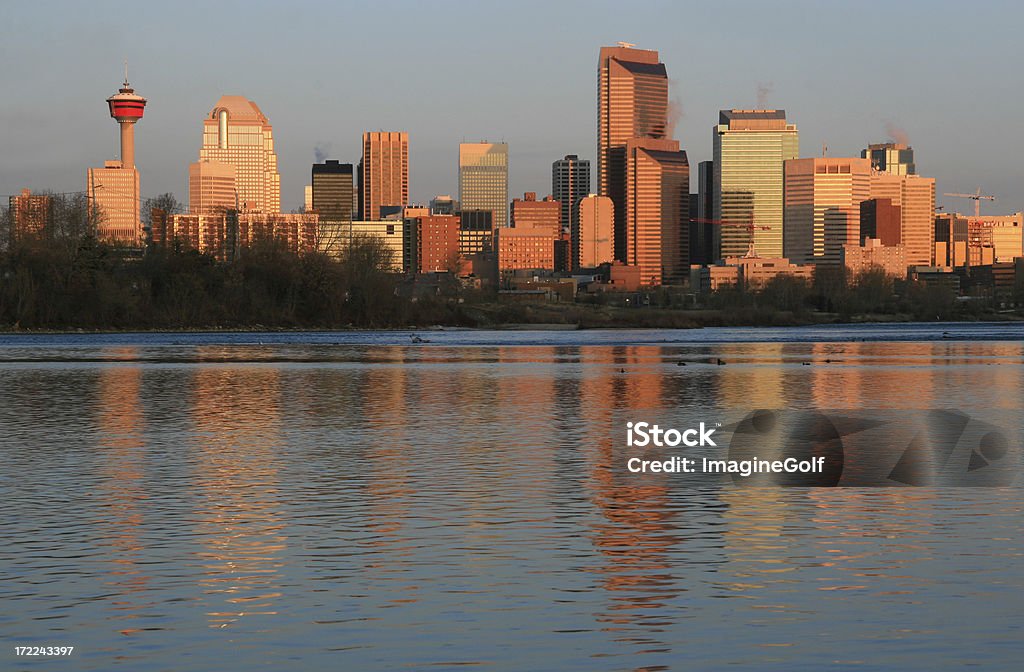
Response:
2,235,1021,332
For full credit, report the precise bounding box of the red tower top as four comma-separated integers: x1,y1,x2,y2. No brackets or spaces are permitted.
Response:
107,78,146,122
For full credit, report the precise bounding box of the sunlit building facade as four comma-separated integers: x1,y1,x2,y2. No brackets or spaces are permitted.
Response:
713,109,799,259
967,213,1023,262
88,161,141,245
359,132,408,221
597,45,668,199
459,142,508,229
497,226,557,274
577,194,614,269
511,192,561,237
189,160,236,215
318,220,405,271
868,172,936,267
783,157,872,265
9,189,53,241
842,238,907,277
198,95,281,213
623,137,689,286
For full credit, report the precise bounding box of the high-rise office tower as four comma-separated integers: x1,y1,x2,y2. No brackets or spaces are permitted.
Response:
869,172,936,267
713,109,798,259
459,142,509,228
359,131,408,221
87,76,147,246
312,160,354,222
622,137,690,286
598,45,669,260
552,154,590,235
189,160,236,215
9,189,53,242
577,194,614,269
197,95,280,213
784,157,872,265
597,45,668,198
862,143,915,175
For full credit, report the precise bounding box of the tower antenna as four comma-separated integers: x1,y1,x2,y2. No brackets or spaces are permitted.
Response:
123,59,129,87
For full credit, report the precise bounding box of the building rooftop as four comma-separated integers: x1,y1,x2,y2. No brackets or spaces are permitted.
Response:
719,109,787,124
209,95,268,123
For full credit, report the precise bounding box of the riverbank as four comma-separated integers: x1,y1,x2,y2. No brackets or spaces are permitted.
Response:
2,302,1020,334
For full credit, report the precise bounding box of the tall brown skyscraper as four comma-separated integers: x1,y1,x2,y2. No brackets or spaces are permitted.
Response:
622,138,689,286
597,45,668,199
359,131,408,220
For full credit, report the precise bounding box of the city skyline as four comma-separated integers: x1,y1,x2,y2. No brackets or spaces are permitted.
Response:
1,1,1022,217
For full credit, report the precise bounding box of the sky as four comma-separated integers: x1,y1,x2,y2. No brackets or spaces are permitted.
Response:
1,0,1022,215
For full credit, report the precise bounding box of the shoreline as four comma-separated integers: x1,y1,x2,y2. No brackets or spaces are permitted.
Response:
0,315,1020,336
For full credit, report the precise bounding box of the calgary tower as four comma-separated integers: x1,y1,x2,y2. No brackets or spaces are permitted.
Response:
106,68,147,168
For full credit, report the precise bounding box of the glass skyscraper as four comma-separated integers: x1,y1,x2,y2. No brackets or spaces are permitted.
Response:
459,143,509,229
713,109,798,259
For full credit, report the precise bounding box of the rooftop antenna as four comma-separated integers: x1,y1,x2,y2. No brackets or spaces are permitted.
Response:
822,142,828,157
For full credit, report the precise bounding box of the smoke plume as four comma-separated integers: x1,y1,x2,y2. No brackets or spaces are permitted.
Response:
666,98,683,139
314,142,332,163
756,81,774,109
884,121,910,146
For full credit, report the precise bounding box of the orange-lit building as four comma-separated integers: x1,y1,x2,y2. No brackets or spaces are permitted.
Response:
623,137,689,286
408,214,461,273
577,194,614,269
359,131,408,220
189,160,236,215
967,213,1023,262
151,211,318,261
8,189,52,241
510,192,561,237
693,255,814,292
842,238,907,277
934,213,968,268
497,227,556,275
198,95,280,213
87,77,146,246
783,157,871,265
868,172,935,266
597,45,668,200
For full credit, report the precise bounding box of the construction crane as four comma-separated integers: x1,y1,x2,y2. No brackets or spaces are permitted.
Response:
944,187,995,218
691,217,772,258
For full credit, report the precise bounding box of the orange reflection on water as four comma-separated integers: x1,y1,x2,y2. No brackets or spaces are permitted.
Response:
189,356,286,629
94,351,151,635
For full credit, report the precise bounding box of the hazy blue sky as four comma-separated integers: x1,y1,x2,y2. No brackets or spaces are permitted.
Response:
2,0,1021,214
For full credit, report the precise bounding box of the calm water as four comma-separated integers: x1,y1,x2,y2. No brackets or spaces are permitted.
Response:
1,324,1022,670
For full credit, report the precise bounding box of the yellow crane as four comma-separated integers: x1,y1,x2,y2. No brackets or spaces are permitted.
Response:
943,187,995,218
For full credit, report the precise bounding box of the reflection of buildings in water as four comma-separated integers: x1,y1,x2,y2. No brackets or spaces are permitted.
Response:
716,343,787,409
717,488,796,594
190,362,286,629
94,354,151,635
808,341,940,409
360,348,414,552
579,349,681,650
